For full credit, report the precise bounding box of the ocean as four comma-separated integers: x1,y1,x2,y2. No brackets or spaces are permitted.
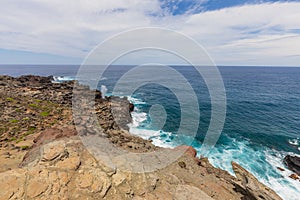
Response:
1,65,300,199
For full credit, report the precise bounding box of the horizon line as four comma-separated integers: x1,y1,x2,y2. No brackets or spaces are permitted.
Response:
0,64,300,68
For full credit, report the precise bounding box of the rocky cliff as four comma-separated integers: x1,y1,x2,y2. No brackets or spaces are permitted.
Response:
0,75,282,200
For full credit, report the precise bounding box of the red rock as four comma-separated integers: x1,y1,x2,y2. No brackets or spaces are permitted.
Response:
289,174,299,180
174,146,197,158
33,126,77,148
20,126,77,167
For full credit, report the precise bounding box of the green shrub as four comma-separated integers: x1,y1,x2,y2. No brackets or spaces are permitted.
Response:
40,111,50,117
29,103,38,108
21,146,30,150
9,137,17,142
28,127,36,131
6,97,14,101
24,131,33,136
10,119,19,123
24,127,36,136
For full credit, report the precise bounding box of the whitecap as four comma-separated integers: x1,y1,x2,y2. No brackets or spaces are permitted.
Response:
129,127,174,148
130,112,148,128
128,96,146,105
52,76,75,82
288,138,299,146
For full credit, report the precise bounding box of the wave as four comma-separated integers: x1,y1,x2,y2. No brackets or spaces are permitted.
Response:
288,138,299,146
127,96,147,105
199,138,300,200
127,96,300,200
52,75,75,82
264,150,300,200
288,138,300,152
52,76,107,83
130,112,147,128
127,96,175,148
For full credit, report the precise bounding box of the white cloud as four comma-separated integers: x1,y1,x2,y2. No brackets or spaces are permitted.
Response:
0,1,299,65
181,2,300,65
0,0,164,57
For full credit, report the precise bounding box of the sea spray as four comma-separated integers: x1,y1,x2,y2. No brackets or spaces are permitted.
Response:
101,85,107,99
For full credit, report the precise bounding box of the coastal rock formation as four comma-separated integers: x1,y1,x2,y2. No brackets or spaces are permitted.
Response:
0,75,283,200
0,126,215,199
0,128,274,200
231,162,282,200
284,155,300,176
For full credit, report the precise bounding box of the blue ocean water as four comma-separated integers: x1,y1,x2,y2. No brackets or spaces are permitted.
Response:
1,65,300,199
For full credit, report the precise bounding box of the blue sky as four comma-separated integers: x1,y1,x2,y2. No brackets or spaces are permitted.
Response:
0,0,299,66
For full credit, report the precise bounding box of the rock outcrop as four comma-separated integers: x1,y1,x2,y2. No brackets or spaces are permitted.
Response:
231,162,282,200
0,126,219,199
284,155,300,176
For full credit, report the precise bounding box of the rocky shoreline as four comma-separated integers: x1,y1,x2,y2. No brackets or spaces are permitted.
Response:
0,75,284,200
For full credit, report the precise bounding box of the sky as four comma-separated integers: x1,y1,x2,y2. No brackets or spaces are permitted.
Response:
0,0,299,66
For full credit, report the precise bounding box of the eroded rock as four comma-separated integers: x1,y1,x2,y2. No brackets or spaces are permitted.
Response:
231,161,282,200
284,155,300,176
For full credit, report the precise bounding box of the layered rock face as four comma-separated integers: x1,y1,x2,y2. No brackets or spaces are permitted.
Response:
0,75,283,200
0,127,215,200
284,155,300,175
231,162,282,200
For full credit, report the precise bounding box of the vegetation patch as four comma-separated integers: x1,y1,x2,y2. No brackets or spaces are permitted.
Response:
10,119,19,123
16,138,24,144
24,131,33,136
21,146,30,150
29,103,38,108
9,137,17,142
40,111,50,117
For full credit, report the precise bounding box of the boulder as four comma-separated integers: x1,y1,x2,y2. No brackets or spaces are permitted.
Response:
129,103,134,112
289,174,299,180
284,155,300,176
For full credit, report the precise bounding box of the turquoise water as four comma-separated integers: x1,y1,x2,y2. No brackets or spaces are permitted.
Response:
1,65,300,199
125,66,300,200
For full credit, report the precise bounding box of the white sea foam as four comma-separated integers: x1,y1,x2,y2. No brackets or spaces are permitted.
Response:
264,150,300,200
129,127,175,148
288,138,299,146
194,138,300,200
128,96,176,148
52,76,107,83
127,96,300,200
52,75,75,82
130,112,147,128
127,96,146,105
